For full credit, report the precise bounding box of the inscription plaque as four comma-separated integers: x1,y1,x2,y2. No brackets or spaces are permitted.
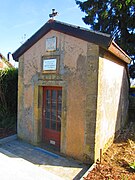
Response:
43,58,57,71
46,36,56,51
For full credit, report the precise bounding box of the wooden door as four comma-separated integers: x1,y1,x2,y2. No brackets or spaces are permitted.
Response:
42,86,62,150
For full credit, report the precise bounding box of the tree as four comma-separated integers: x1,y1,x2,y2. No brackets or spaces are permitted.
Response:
76,0,135,61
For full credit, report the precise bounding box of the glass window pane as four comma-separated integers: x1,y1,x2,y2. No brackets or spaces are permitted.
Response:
44,88,62,132
46,100,51,109
45,111,50,119
58,90,62,102
45,119,50,128
58,113,61,122
52,90,56,100
46,90,51,109
57,122,61,132
51,121,56,130
58,103,61,111
52,102,56,110
52,112,56,121
46,90,51,99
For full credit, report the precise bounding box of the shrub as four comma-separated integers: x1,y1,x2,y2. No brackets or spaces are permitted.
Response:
0,68,18,130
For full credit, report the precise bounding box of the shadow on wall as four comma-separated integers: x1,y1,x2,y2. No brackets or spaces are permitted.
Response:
114,69,130,140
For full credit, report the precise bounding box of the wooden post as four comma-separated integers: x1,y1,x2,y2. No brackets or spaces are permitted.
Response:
100,149,102,163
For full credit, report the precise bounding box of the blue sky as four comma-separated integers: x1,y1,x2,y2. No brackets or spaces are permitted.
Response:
0,0,88,58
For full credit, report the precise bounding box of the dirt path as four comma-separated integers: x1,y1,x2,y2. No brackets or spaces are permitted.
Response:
0,128,16,139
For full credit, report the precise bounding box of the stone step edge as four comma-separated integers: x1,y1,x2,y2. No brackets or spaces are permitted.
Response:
80,163,96,179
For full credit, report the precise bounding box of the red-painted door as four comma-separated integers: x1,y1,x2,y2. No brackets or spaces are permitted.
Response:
42,86,62,150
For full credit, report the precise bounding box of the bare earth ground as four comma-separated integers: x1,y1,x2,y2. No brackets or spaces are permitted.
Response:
84,122,135,180
0,128,16,139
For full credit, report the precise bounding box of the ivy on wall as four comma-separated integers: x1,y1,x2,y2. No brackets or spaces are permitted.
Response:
0,68,18,130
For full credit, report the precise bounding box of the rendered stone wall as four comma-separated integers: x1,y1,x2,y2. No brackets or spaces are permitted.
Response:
95,51,129,160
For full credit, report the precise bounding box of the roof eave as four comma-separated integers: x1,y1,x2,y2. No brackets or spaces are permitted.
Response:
108,41,131,64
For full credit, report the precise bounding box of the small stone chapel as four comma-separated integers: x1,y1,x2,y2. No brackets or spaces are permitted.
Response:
13,19,131,163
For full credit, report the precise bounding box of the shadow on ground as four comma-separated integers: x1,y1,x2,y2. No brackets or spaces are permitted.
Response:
0,139,90,180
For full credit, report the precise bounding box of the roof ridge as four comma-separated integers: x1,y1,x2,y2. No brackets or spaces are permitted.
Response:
51,20,111,38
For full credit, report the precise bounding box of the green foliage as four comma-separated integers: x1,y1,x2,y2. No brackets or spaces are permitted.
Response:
129,161,135,170
76,0,135,60
0,68,18,130
129,65,135,79
121,175,128,180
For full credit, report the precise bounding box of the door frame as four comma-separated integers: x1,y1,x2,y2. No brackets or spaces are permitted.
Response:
33,81,67,154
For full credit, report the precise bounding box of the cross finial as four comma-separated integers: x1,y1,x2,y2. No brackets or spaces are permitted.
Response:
49,9,58,20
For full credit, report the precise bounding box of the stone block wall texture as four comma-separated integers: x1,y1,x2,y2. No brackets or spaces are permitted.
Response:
17,30,129,163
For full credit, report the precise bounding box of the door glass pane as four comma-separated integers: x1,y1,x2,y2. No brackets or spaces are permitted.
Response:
45,119,50,128
57,90,62,131
52,90,57,118
58,103,61,111
52,90,56,100
46,90,51,109
57,122,61,132
52,112,56,121
45,111,50,119
51,90,57,131
51,120,56,130
58,90,62,102
58,112,61,122
52,101,56,110
46,90,51,99
46,100,50,109
44,88,62,132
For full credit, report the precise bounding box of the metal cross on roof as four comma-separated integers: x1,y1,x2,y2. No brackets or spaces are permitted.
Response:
49,9,58,20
